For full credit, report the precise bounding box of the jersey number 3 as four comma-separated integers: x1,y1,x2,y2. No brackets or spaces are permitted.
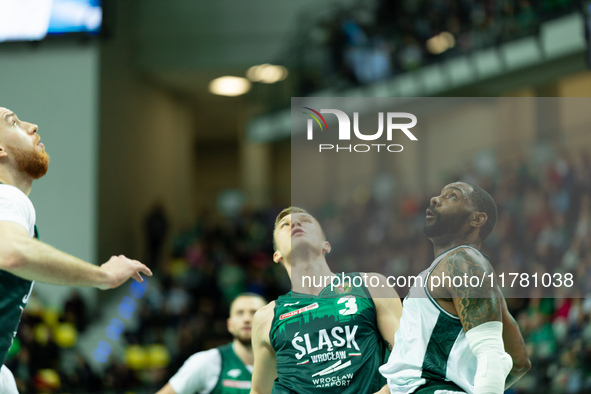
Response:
338,297,358,316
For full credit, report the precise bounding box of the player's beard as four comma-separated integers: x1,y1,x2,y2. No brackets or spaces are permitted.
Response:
10,143,50,179
423,208,471,238
234,332,252,347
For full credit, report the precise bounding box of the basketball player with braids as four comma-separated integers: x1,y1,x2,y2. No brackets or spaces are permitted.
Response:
380,182,531,394
250,207,402,394
0,107,152,393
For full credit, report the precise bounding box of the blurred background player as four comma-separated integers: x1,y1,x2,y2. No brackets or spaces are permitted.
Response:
250,207,402,394
1,1,587,391
380,182,531,393
0,107,152,393
157,293,266,394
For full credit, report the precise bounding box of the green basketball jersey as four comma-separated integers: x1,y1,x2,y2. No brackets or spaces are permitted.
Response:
0,273,33,365
270,273,387,393
211,343,253,394
0,225,36,365
0,184,37,365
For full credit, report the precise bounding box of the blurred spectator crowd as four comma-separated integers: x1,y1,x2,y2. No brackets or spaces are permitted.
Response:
5,291,97,393
294,0,578,93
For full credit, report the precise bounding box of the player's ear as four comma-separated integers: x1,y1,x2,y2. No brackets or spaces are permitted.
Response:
471,211,487,229
0,145,7,158
273,250,283,264
226,317,232,332
322,241,331,255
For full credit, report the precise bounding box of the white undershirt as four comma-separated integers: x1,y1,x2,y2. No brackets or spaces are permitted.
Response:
0,184,36,237
169,345,253,394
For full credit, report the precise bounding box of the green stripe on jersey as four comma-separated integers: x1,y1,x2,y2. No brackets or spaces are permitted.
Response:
420,312,463,382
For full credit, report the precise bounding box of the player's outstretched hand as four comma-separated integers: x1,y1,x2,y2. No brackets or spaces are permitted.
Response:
98,255,153,290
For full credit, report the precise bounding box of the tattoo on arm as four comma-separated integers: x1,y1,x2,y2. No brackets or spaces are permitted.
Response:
456,297,501,331
444,249,502,331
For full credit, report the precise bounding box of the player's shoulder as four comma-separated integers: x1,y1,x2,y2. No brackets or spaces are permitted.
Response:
442,245,487,264
170,347,222,389
440,245,492,272
0,184,33,213
0,184,28,200
358,271,389,290
360,272,388,282
253,300,276,324
183,347,221,367
359,272,400,299
252,301,276,345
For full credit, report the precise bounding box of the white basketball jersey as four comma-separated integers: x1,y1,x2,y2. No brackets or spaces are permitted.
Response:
379,246,481,394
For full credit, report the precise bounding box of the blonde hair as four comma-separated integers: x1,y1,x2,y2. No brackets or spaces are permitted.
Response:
272,207,325,250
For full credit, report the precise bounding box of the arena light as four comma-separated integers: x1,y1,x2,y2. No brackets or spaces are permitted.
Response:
209,76,251,96
440,32,455,48
426,32,455,55
246,64,289,84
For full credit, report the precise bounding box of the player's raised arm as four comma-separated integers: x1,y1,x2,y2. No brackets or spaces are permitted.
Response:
0,221,152,289
250,302,277,394
442,247,513,394
500,298,531,389
365,272,402,350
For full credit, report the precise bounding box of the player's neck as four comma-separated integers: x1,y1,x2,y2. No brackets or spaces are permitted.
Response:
0,169,33,195
232,339,254,366
430,234,480,257
287,255,334,296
